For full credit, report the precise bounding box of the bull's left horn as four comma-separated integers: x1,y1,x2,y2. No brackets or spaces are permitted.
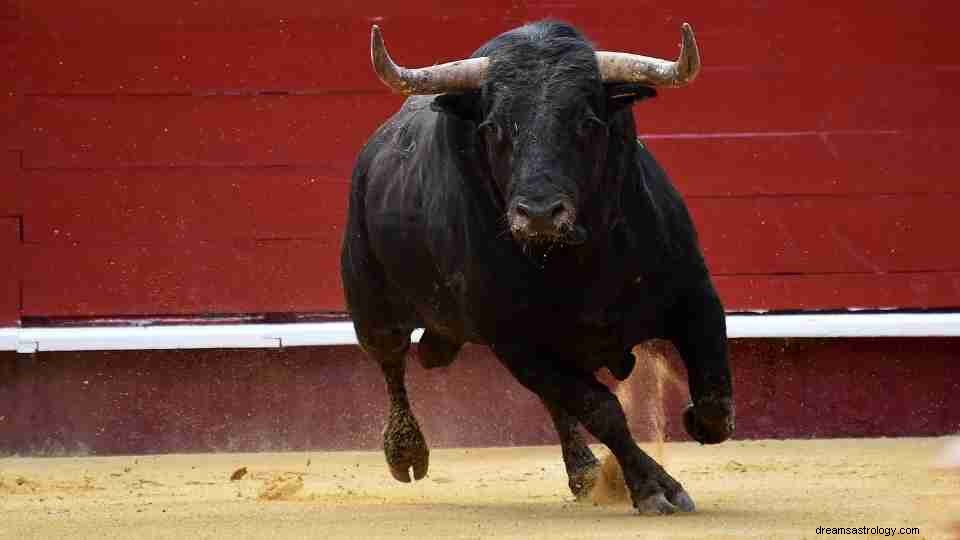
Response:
596,23,701,87
371,25,490,95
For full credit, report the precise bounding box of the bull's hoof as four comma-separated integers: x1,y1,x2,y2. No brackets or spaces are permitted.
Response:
629,464,695,515
666,488,696,512
383,410,430,483
568,462,600,500
633,492,678,515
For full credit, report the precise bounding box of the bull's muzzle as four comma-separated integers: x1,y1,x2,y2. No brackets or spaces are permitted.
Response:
683,397,735,445
509,196,576,242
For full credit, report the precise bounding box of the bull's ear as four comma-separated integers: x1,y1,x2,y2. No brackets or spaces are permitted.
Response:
431,92,481,122
605,84,657,114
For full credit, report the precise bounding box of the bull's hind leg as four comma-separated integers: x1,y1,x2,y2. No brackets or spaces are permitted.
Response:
541,398,599,499
494,345,694,515
361,330,430,482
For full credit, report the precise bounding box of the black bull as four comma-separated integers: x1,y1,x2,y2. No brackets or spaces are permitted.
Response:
341,21,734,515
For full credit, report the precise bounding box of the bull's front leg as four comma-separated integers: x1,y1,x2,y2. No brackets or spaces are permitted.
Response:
380,358,429,482
667,280,735,445
541,397,599,499
362,330,430,483
494,345,694,515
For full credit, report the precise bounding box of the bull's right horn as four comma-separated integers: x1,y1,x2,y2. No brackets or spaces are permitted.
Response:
371,25,490,95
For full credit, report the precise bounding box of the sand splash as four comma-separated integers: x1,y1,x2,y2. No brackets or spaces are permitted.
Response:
590,344,684,505
257,474,305,500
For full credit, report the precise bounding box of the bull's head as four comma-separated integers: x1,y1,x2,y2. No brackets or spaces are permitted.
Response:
371,23,700,248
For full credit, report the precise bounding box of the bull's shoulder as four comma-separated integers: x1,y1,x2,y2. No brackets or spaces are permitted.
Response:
355,97,443,196
622,139,710,279
359,97,436,155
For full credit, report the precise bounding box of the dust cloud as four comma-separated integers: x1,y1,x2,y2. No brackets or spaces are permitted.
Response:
590,344,684,505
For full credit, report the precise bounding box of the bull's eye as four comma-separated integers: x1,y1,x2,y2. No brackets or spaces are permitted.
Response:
578,115,607,139
477,120,504,145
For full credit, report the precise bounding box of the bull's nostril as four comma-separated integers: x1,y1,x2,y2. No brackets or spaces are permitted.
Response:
550,203,566,220
513,198,572,231
516,202,531,218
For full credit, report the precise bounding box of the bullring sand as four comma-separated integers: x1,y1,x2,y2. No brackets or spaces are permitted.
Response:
1,437,956,539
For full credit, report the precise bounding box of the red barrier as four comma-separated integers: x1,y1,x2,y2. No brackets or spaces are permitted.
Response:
23,167,347,244
0,218,18,324
22,241,344,317
4,2,960,319
649,130,960,197
691,195,960,274
1,338,958,455
18,95,401,170
716,273,960,312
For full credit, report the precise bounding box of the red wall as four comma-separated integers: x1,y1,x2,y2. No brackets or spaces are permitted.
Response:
4,1,960,321
2,338,958,455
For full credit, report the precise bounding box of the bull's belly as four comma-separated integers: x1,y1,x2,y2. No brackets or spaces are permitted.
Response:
417,291,623,352
395,267,661,379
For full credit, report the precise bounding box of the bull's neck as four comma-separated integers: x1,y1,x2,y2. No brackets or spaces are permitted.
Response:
437,113,509,218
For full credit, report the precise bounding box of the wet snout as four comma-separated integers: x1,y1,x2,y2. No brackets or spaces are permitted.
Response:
509,196,576,241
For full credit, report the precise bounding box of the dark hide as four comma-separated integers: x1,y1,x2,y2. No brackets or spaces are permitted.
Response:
341,20,734,514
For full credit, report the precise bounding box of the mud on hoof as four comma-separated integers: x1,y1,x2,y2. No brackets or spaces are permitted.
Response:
634,493,677,515
633,489,696,516
383,410,430,482
668,489,696,512
568,461,600,500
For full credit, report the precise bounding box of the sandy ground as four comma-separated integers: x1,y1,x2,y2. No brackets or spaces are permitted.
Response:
1,438,957,539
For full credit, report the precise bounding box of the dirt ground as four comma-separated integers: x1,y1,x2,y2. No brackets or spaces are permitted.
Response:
1,438,957,539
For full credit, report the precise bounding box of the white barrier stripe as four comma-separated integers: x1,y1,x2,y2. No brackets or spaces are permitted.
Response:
1,313,959,353
0,328,16,352
725,313,960,338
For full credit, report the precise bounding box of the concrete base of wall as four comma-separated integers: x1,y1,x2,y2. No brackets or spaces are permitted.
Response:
1,338,958,456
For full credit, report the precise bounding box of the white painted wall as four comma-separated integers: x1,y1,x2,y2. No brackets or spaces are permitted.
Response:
2,313,959,353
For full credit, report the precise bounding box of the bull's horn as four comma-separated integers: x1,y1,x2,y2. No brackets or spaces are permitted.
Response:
371,25,490,95
596,23,701,87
